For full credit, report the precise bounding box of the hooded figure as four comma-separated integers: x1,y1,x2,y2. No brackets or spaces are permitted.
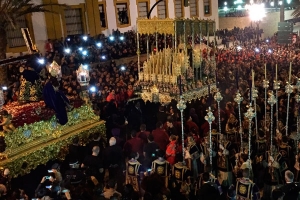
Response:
43,76,72,125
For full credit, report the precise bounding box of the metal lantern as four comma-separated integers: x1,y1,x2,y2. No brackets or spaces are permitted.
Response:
48,61,62,80
76,64,90,87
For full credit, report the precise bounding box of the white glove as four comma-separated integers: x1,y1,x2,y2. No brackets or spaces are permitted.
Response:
219,144,225,151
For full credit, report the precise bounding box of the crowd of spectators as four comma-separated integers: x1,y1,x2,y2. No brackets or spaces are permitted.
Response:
3,26,300,200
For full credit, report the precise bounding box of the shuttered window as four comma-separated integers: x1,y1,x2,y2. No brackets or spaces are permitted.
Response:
64,8,84,35
138,2,148,18
190,0,198,17
204,0,211,15
157,0,167,19
174,0,183,18
6,16,27,48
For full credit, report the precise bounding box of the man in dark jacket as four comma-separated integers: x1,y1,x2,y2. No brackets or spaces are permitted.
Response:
197,172,220,200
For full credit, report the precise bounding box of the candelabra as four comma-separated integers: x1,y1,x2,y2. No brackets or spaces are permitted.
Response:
177,96,186,165
214,90,223,135
285,83,293,136
244,104,256,166
273,80,280,130
263,79,269,134
205,107,215,167
268,91,276,156
234,91,243,148
252,88,259,140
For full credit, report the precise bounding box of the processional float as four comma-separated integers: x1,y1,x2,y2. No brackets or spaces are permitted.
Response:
136,17,217,165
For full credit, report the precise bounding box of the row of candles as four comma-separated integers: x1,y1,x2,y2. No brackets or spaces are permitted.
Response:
143,48,188,77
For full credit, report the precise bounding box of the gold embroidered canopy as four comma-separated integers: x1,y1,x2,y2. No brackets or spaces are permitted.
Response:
137,17,216,36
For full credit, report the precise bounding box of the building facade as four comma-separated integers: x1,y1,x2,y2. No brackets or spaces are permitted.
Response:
6,0,218,55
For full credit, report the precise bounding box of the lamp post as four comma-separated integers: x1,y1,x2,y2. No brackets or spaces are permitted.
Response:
246,1,266,45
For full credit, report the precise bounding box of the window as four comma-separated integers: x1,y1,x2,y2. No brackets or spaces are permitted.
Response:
204,0,211,16
189,0,198,17
64,8,84,35
157,0,167,19
116,3,130,25
138,2,148,18
174,0,183,18
6,16,27,48
99,4,107,28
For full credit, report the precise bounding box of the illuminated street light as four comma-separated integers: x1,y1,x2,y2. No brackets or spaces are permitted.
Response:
287,0,291,4
270,2,274,6
224,6,228,11
224,2,227,5
279,1,282,5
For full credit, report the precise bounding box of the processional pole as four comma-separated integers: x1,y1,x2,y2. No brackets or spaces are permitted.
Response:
295,79,300,156
245,104,256,168
268,92,276,157
251,70,258,140
234,91,243,148
205,107,215,168
285,62,293,136
177,75,186,165
214,90,223,135
263,64,269,135
274,64,280,130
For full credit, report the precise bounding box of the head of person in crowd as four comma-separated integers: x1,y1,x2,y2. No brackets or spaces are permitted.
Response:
109,137,117,146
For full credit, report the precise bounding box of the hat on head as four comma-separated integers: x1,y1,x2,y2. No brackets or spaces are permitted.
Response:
51,163,60,170
111,128,120,137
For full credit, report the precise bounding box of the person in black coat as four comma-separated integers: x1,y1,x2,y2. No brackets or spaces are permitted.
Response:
279,170,300,200
197,172,220,200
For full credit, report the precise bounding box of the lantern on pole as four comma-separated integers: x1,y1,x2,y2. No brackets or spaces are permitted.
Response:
48,61,62,80
76,64,90,87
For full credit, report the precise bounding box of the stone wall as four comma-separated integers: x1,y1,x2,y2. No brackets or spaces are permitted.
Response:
219,10,295,38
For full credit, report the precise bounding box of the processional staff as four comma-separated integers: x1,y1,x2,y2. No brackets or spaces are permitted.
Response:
285,62,293,136
214,90,223,135
177,75,186,165
205,107,215,169
273,64,280,130
251,70,259,140
263,64,269,134
268,92,276,157
245,104,256,167
295,79,300,156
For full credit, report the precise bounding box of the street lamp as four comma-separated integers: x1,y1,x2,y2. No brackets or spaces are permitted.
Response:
246,1,265,45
